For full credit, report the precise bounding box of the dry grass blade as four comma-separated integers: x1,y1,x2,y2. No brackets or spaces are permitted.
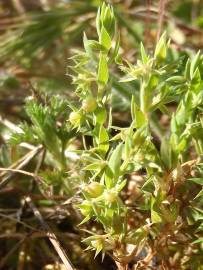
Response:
0,145,43,188
0,166,47,188
25,196,75,270
0,212,41,231
0,145,43,178
0,236,26,268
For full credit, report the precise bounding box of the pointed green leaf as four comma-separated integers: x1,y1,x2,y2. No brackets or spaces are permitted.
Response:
190,50,200,80
151,196,162,223
98,125,109,155
160,137,172,169
99,26,111,51
154,32,167,62
194,189,203,199
140,42,148,64
98,53,109,85
193,237,203,244
83,162,106,171
108,143,123,180
131,96,146,128
94,107,107,125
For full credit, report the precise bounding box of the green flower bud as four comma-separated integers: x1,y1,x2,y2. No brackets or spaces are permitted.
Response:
104,190,117,203
69,111,81,126
84,182,104,198
82,97,97,113
91,239,103,249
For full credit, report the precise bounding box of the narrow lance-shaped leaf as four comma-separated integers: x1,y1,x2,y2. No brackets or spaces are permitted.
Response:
97,53,109,85
99,26,111,51
108,143,123,182
98,125,109,155
151,196,162,223
140,42,148,64
190,50,200,80
131,95,146,128
154,32,167,62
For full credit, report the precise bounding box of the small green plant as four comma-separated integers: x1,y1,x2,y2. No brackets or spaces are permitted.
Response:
10,3,203,270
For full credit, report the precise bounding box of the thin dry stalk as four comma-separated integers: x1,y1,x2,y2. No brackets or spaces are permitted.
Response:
0,167,47,186
0,236,26,268
144,0,151,46
156,0,167,41
11,0,25,15
0,145,43,180
25,196,75,270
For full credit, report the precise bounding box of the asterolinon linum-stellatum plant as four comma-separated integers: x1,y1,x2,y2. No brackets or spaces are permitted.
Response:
68,3,203,269
9,2,203,270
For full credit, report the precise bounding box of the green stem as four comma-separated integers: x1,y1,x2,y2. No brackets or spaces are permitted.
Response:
140,81,147,115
